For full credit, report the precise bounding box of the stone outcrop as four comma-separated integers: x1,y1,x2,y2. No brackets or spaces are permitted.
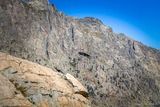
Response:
65,73,88,98
0,52,90,107
0,0,160,107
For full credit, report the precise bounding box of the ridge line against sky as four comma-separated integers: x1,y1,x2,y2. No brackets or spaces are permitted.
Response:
49,0,160,49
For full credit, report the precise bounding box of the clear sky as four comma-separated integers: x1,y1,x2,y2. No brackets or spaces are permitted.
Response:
49,0,160,49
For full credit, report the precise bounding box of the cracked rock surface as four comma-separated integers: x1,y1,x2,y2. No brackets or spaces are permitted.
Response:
0,0,160,107
0,52,90,107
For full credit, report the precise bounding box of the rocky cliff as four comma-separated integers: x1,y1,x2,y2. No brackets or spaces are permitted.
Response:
0,0,160,107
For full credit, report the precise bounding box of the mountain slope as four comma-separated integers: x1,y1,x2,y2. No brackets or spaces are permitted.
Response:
0,0,160,107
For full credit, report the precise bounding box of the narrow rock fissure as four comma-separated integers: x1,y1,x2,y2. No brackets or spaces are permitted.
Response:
44,2,53,59
78,52,90,58
71,27,74,42
54,67,64,73
45,37,50,59
75,91,89,98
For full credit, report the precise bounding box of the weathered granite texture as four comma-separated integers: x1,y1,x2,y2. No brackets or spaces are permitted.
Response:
0,52,90,107
0,0,160,107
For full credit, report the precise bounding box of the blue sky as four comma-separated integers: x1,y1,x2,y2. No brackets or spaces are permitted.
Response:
49,0,160,49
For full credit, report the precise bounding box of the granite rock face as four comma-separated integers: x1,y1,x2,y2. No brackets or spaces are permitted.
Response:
0,52,90,107
0,0,160,107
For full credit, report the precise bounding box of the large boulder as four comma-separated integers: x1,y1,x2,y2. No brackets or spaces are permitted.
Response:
0,52,90,107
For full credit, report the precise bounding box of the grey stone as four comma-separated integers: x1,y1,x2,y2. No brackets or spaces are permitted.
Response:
0,0,160,107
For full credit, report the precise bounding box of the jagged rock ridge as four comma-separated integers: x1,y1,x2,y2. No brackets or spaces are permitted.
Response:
0,0,160,107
